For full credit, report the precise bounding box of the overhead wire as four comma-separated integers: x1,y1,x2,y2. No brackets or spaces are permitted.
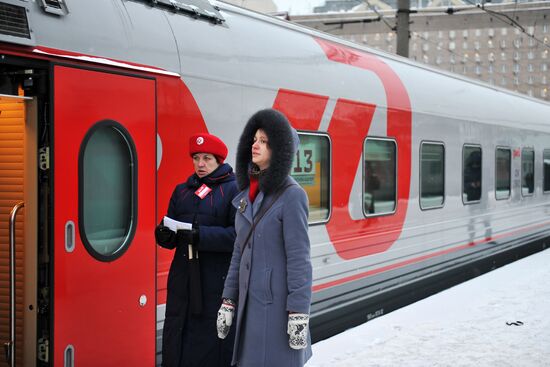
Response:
363,0,395,31
360,0,490,72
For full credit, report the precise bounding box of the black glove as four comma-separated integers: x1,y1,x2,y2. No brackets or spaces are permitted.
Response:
155,224,177,249
175,227,200,246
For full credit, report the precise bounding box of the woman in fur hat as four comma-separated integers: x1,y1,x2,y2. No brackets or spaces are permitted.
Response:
155,133,238,367
216,109,313,367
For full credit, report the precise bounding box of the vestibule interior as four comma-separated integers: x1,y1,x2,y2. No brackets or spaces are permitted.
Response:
0,90,37,367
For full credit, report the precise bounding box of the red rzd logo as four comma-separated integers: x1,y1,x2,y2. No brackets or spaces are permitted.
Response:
273,38,412,260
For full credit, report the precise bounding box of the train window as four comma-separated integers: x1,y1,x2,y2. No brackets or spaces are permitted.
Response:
463,145,482,204
544,150,550,193
79,121,137,261
420,142,445,209
495,148,511,200
363,138,397,216
291,132,331,224
521,148,535,196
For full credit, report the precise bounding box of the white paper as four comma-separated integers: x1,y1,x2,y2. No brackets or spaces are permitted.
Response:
163,216,192,232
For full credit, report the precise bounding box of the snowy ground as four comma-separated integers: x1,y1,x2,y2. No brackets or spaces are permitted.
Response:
307,248,550,367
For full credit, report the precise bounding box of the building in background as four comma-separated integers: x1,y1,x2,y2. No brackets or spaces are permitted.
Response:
220,0,550,101
222,0,277,13
291,1,550,100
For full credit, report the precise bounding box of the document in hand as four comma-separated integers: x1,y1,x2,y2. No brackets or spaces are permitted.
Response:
163,216,192,232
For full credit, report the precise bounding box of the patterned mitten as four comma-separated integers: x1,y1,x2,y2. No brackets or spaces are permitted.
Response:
216,299,235,339
287,313,309,350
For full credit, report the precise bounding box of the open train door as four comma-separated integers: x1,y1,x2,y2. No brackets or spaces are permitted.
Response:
53,66,156,366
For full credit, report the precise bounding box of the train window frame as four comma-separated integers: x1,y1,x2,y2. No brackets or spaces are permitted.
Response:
462,144,482,205
362,136,398,218
521,147,535,197
495,146,512,200
543,149,550,194
291,131,332,225
78,120,138,262
419,141,445,210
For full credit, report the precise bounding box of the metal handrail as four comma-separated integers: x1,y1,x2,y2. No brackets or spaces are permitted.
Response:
4,202,24,367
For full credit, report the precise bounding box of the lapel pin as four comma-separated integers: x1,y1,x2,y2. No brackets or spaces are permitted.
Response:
238,198,247,213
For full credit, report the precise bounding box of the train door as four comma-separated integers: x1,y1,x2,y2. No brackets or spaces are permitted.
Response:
52,66,156,366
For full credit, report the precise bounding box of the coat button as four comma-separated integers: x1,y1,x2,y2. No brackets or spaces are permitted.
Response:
246,263,250,270
247,242,251,248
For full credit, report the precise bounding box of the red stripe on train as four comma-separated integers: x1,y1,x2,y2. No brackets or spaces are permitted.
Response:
312,219,550,292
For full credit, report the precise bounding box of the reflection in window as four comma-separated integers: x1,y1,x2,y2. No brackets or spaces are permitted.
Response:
421,143,444,209
522,149,535,196
463,146,482,203
80,122,135,260
363,139,396,216
291,133,330,223
496,148,511,200
544,150,550,192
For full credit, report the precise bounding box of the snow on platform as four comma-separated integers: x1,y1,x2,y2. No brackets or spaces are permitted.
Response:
307,248,550,367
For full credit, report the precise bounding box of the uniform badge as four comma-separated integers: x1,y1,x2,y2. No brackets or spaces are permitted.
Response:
238,198,247,213
195,184,212,199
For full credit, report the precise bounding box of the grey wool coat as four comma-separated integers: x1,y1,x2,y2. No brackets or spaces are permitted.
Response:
222,176,313,367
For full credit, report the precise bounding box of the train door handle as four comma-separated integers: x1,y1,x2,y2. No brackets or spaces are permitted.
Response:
6,201,24,367
65,220,75,252
64,345,74,367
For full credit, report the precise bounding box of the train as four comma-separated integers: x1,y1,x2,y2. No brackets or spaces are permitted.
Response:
1,0,550,366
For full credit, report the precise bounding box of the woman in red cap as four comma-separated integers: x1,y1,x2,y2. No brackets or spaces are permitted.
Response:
155,133,238,367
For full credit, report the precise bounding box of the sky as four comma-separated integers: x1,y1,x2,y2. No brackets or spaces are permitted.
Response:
306,248,550,367
272,0,327,15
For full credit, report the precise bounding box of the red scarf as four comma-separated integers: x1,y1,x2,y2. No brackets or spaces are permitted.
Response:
249,176,260,203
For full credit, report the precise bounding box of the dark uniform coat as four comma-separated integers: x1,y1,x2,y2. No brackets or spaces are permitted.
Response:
158,163,238,367
222,109,313,367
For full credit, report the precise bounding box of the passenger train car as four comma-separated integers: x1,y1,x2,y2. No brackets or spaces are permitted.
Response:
1,0,549,366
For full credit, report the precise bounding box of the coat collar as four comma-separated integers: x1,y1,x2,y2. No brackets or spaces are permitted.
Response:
233,176,297,225
232,190,252,224
232,189,266,224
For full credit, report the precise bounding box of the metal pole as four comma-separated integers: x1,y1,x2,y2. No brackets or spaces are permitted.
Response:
5,202,24,367
396,0,410,57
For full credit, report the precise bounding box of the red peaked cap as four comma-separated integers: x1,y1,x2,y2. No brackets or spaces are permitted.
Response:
189,133,228,163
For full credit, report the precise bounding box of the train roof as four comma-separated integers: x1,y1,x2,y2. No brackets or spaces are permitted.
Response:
215,0,550,108
2,0,550,130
